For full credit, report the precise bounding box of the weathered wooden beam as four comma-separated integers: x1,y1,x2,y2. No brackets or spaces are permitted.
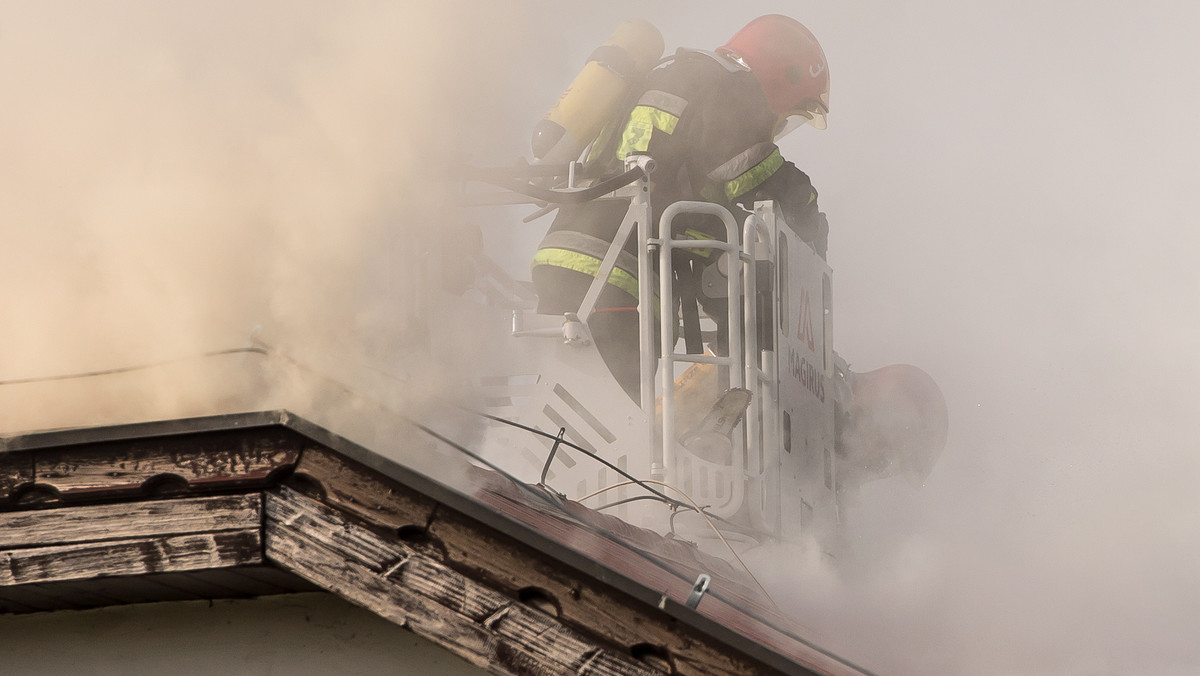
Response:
292,447,760,675
265,486,659,676
0,494,261,549
0,530,261,586
30,427,300,499
289,444,438,530
0,453,32,502
266,504,496,669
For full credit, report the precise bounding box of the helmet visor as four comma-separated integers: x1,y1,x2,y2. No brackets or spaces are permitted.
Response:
773,93,830,138
774,109,826,138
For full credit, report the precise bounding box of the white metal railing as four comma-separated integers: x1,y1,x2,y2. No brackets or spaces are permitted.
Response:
655,202,749,498
742,203,781,533
499,156,780,517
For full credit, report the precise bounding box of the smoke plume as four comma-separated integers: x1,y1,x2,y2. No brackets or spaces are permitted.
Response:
0,1,540,456
6,2,1200,674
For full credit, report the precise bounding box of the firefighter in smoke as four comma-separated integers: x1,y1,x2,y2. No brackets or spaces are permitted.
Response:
530,15,832,401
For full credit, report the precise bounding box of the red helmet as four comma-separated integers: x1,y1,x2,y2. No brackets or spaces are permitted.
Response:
718,15,830,130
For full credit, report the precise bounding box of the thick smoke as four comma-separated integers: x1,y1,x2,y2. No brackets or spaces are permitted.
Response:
0,1,540,465
6,2,1200,675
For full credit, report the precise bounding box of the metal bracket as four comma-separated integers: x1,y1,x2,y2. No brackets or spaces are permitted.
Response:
561,313,591,346
685,573,711,610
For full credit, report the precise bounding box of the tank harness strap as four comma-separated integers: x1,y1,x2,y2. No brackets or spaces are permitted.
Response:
674,48,750,74
707,141,785,201
588,44,639,79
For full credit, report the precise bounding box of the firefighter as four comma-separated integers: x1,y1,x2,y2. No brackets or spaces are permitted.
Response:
531,15,831,402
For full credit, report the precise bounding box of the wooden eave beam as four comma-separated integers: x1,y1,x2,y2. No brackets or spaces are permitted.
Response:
280,446,799,676
0,495,264,593
266,485,661,676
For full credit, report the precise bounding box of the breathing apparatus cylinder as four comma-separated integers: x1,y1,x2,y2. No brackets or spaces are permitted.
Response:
531,19,664,164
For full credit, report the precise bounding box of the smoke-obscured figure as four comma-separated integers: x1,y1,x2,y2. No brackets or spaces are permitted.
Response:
530,15,832,401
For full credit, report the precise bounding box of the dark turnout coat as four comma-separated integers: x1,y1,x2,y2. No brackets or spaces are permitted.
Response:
530,49,828,398
533,48,827,313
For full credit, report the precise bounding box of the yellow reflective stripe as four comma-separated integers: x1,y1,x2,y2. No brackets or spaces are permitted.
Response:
724,147,784,200
532,248,641,300
532,248,661,317
616,105,680,159
699,184,723,203
682,228,714,258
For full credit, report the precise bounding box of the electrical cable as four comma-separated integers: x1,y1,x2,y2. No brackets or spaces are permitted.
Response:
590,494,669,511
406,419,569,510
579,478,774,603
576,479,650,504
0,346,269,387
473,410,686,509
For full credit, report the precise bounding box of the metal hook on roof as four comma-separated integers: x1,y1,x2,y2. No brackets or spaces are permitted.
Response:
685,573,711,610
539,427,567,486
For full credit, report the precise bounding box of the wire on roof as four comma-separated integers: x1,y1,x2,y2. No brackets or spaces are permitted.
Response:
0,347,269,386
579,478,772,602
474,410,695,513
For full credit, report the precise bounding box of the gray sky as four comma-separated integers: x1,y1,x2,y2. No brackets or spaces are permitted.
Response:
3,1,1199,674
